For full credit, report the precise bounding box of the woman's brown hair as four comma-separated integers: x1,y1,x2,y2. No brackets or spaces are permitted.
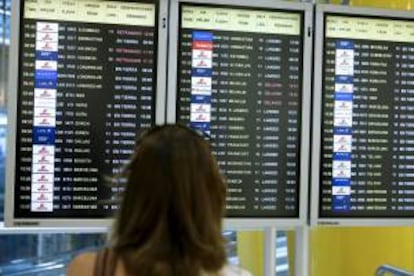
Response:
111,124,227,275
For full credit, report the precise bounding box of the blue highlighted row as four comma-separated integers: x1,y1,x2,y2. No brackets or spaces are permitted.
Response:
193,31,213,41
332,178,351,186
336,75,353,83
333,152,351,161
35,80,57,89
190,122,211,132
336,40,354,49
334,127,352,135
35,71,58,80
335,93,353,101
33,127,55,145
192,68,212,77
332,195,351,212
36,51,58,60
191,95,211,104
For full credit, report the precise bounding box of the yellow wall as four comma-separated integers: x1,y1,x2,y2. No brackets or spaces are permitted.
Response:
310,227,414,275
350,0,414,9
238,228,414,276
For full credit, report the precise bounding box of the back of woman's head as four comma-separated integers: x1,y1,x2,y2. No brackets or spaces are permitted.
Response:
112,124,227,275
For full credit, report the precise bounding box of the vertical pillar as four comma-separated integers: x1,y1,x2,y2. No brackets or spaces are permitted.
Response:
287,230,295,276
295,227,309,276
264,228,276,276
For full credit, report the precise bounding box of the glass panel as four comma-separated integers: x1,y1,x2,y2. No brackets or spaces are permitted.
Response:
276,231,289,276
5,15,9,46
0,0,8,220
0,0,11,45
0,3,3,46
0,233,107,275
0,25,3,47
224,231,239,265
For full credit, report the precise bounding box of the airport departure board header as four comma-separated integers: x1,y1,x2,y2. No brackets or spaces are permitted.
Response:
176,4,305,218
180,5,301,34
319,13,414,219
326,16,414,42
24,0,156,26
11,0,159,221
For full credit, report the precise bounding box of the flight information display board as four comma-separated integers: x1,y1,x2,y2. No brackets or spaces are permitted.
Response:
313,5,414,225
171,1,312,221
6,0,166,226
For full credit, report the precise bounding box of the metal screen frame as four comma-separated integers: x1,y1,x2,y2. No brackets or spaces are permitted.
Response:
167,0,313,229
311,4,414,227
4,0,168,228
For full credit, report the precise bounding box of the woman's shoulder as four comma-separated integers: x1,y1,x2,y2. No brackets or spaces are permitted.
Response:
220,265,253,276
67,252,98,276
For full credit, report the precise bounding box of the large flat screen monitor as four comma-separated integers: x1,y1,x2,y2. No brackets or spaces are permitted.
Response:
5,0,168,227
312,5,414,226
168,0,312,227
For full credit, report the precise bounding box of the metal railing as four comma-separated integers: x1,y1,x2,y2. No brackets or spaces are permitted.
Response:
376,264,414,276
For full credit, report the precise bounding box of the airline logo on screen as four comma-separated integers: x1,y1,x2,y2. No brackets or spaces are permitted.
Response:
31,22,59,213
190,31,213,135
332,40,355,212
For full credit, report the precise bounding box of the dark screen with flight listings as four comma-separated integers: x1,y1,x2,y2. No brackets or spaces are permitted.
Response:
14,0,157,218
320,14,414,218
176,4,304,217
